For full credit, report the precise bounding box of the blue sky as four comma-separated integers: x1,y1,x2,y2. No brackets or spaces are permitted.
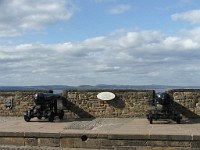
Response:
1,0,200,86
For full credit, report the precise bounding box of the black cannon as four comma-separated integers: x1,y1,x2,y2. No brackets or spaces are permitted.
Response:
147,92,182,124
24,90,65,122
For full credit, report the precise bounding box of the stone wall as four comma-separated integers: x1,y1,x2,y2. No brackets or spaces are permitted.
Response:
168,89,200,118
1,89,200,118
63,90,154,118
0,90,45,116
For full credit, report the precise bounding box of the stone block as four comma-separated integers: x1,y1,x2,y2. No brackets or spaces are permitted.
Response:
25,132,60,138
146,140,167,147
193,135,200,140
61,137,102,149
122,140,148,146
74,138,102,149
38,138,60,147
0,137,24,146
179,148,194,150
152,147,180,150
113,146,136,150
101,139,148,147
60,138,75,148
191,141,200,148
150,134,192,141
100,139,115,146
108,134,149,140
136,146,151,150
166,141,190,147
0,132,24,137
25,138,38,146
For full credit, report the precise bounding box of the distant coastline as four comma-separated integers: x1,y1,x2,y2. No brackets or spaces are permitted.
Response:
0,85,199,93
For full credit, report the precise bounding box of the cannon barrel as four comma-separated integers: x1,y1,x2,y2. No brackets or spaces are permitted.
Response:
155,92,173,106
34,93,61,105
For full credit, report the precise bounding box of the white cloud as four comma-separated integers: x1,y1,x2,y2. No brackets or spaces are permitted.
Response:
171,9,200,24
1,28,200,86
0,0,75,37
1,1,200,86
109,4,131,14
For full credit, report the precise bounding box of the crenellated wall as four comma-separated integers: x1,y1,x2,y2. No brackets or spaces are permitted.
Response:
0,89,200,118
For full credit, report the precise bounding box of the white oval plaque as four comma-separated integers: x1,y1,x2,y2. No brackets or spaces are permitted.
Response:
97,92,115,101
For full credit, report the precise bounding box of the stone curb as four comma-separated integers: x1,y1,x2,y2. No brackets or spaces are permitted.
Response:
0,131,196,141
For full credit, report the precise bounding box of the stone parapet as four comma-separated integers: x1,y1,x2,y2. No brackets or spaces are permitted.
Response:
0,90,45,116
62,89,154,118
0,89,199,118
168,89,200,118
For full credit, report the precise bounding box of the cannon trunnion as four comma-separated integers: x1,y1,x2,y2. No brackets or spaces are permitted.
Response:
147,92,182,124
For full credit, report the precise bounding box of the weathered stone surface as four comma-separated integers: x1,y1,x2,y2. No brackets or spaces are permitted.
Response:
108,134,149,140
25,132,60,138
61,137,102,149
0,137,24,146
60,137,75,148
146,140,167,147
64,90,154,118
151,147,180,150
0,132,24,137
168,89,200,118
0,89,200,118
113,146,137,150
191,141,200,148
150,134,192,141
25,138,38,146
0,90,45,117
135,147,152,150
38,138,60,147
166,141,190,147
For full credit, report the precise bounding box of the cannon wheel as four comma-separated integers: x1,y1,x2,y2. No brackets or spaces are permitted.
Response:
37,116,42,120
148,113,153,124
149,117,153,124
48,111,54,122
58,110,64,120
176,117,181,124
24,110,31,122
24,115,31,122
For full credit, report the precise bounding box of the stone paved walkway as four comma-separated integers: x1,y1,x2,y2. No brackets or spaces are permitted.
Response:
0,117,199,149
